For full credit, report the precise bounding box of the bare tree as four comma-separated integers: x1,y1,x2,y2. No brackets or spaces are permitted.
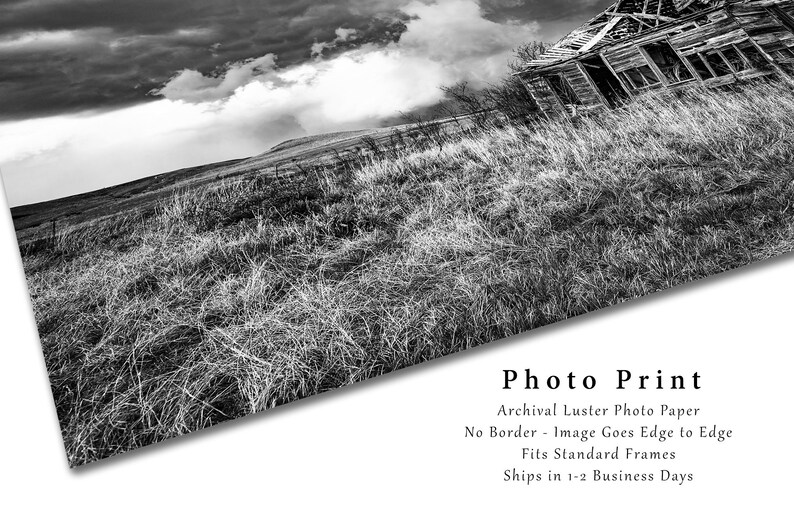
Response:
508,41,551,73
439,41,551,128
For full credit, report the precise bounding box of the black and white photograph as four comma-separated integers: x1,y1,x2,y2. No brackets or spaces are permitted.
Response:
2,0,794,480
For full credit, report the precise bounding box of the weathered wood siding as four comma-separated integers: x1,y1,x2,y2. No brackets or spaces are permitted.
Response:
558,62,604,109
669,12,743,53
519,0,794,116
733,2,794,73
522,77,565,117
600,40,651,72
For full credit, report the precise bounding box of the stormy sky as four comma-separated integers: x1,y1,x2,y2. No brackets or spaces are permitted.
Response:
0,0,613,206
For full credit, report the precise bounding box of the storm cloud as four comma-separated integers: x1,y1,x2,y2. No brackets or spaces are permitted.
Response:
0,0,614,206
0,0,613,119
0,0,407,118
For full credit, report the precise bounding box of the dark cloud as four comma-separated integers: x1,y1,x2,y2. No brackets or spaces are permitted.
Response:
0,0,613,120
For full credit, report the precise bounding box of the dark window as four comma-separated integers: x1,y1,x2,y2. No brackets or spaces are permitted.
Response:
620,65,661,91
642,41,695,83
704,51,733,76
637,65,661,85
627,70,647,88
626,70,647,88
736,42,770,69
776,48,794,74
721,46,749,72
545,74,582,106
620,72,638,90
579,56,630,108
685,54,714,79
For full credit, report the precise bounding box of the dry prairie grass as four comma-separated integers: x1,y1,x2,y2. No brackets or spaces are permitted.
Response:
24,80,794,466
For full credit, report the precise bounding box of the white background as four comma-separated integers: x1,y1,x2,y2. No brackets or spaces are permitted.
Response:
1,186,792,529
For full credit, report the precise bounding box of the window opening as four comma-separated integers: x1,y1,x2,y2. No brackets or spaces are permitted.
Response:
721,46,749,72
685,54,714,79
579,56,630,108
545,74,582,106
703,51,733,76
620,65,661,90
735,42,771,69
641,41,695,83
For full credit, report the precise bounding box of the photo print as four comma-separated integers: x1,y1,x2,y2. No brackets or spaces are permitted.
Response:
2,0,794,466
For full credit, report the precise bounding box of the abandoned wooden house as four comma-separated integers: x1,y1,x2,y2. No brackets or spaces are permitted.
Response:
516,0,794,116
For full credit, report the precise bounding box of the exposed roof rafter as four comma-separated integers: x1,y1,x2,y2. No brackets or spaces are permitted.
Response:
523,0,722,69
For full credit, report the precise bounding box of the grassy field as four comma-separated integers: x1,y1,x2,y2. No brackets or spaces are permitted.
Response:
11,120,462,242
21,80,794,466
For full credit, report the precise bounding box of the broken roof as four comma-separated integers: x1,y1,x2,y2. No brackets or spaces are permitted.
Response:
524,0,723,69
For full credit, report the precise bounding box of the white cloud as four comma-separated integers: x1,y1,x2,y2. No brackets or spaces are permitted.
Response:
1,0,540,206
335,27,360,42
311,27,361,58
310,41,329,58
158,0,538,105
398,0,538,85
152,54,278,103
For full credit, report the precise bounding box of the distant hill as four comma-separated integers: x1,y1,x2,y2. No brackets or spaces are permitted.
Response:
9,123,425,243
268,129,375,153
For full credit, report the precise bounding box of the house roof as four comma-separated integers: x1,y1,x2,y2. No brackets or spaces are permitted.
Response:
522,0,723,70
